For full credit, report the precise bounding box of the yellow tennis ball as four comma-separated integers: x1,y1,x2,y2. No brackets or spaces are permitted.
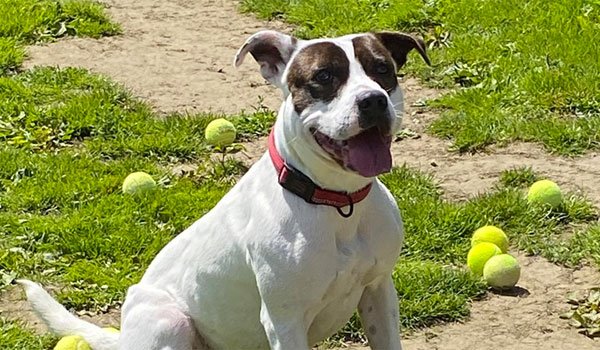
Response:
103,327,120,333
122,171,157,195
483,254,521,289
54,335,91,350
205,118,236,147
471,225,509,253
467,242,502,277
527,179,562,208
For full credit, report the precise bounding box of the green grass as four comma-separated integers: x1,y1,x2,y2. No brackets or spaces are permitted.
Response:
242,0,600,155
0,37,25,74
0,67,275,157
0,0,120,74
0,319,55,349
382,165,599,268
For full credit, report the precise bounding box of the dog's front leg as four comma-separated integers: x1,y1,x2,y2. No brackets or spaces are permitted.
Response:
256,277,310,349
259,299,310,350
250,249,313,350
358,276,402,350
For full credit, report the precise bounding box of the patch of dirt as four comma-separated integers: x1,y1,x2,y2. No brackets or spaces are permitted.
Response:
327,253,600,350
402,252,600,350
12,0,600,348
0,284,120,333
24,0,285,115
1,286,44,330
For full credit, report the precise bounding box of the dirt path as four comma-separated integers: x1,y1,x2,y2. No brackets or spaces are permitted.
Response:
25,0,285,114
401,251,599,350
12,0,600,348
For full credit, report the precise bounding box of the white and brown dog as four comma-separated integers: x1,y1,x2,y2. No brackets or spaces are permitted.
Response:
19,30,429,349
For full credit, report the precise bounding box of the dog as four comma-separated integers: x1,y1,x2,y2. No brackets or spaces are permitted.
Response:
18,30,429,350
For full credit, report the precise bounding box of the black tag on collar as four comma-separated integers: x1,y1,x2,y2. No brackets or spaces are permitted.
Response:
277,165,317,204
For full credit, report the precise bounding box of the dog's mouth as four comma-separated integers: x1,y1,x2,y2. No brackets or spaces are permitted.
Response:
311,127,393,177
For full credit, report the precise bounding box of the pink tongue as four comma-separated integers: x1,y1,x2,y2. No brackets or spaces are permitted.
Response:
344,128,392,177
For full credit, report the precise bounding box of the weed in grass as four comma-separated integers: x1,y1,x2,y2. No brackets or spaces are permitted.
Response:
498,167,539,189
561,288,600,338
231,108,276,141
565,225,600,267
1,67,140,150
0,37,24,75
0,0,120,41
394,261,486,328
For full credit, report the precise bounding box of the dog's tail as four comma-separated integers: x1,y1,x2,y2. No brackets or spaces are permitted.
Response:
17,279,119,350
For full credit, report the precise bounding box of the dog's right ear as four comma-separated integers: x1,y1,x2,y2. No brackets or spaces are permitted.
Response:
234,30,299,89
374,32,431,69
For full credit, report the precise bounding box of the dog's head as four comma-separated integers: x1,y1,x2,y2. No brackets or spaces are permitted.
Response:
235,31,430,178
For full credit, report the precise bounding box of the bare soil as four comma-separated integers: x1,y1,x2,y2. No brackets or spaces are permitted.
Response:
4,0,599,348
401,252,599,350
24,0,286,114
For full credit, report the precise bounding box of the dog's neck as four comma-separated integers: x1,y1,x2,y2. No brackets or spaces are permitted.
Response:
272,99,373,193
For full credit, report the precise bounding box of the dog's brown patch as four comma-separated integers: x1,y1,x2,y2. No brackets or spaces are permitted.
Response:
352,35,398,93
286,42,350,114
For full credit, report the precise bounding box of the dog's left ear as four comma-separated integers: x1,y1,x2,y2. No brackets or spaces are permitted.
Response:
234,30,299,90
374,32,431,69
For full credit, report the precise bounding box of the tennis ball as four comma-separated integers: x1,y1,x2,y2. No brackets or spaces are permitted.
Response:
205,118,236,147
54,335,91,350
483,254,521,289
122,171,157,195
467,242,502,277
103,327,120,333
471,225,509,253
527,179,562,208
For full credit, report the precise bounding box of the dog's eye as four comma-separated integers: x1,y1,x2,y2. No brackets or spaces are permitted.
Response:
375,63,390,75
314,69,333,84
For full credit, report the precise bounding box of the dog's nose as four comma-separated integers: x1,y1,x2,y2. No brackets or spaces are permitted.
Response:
357,91,388,115
357,91,390,134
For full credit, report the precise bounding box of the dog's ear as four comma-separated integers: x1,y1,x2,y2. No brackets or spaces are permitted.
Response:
373,32,431,69
234,30,299,89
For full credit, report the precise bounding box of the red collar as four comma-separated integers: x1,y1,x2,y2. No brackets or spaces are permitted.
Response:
268,129,372,218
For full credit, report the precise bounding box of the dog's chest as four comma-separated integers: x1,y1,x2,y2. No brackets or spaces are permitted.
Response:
330,233,381,292
305,228,394,342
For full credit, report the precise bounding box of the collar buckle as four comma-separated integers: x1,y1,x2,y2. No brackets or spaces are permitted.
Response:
278,165,317,204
